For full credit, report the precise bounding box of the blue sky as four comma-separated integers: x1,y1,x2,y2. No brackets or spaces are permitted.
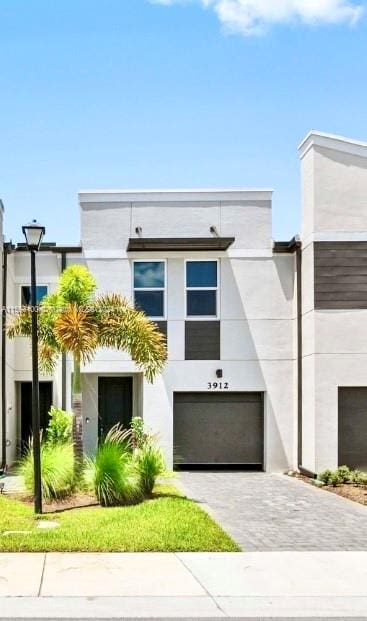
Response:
1,0,366,244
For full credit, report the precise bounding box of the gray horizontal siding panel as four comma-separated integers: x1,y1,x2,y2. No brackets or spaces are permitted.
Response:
314,242,367,310
185,321,220,360
315,283,367,292
317,266,367,276
317,300,367,309
316,242,367,250
317,275,367,284
317,291,367,301
316,257,367,267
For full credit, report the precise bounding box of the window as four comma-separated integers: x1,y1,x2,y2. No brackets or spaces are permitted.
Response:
186,260,218,317
134,261,165,318
21,285,48,306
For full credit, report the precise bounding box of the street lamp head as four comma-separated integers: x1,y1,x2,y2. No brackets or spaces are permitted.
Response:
22,220,45,251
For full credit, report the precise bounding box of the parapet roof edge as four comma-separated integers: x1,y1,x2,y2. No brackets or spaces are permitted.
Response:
299,130,367,160
78,188,273,203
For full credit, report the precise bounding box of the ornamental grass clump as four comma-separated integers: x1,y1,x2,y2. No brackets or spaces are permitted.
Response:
134,442,166,496
86,425,142,507
18,441,75,501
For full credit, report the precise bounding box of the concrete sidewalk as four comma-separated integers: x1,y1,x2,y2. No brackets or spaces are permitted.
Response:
1,552,367,618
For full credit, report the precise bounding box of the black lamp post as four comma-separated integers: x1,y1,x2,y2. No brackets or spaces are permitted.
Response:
22,220,45,514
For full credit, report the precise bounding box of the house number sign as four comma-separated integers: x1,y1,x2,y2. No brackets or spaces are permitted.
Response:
207,382,229,390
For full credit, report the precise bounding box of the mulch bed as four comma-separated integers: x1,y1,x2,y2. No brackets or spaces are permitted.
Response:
289,472,367,506
12,492,98,513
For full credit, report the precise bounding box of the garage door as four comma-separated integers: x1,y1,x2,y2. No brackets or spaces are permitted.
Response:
173,392,263,467
339,387,367,470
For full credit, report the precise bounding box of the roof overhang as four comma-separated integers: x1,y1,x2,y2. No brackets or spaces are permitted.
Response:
127,237,235,252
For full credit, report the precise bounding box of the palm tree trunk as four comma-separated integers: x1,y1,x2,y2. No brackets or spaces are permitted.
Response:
72,353,83,471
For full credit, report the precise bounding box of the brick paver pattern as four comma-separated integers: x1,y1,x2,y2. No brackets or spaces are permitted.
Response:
179,471,367,551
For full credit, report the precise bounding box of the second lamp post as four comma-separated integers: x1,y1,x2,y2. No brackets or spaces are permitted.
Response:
22,219,45,514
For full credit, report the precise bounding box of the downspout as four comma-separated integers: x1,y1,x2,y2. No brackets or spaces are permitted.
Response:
61,252,67,410
1,242,14,470
295,241,303,469
287,237,304,472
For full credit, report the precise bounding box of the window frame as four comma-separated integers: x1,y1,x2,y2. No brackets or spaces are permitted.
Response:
20,284,49,307
132,259,167,320
185,259,220,320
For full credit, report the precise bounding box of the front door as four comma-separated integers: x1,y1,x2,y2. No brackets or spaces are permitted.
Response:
20,381,53,454
98,376,133,438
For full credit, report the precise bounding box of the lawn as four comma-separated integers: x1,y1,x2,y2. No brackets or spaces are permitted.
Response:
0,485,239,552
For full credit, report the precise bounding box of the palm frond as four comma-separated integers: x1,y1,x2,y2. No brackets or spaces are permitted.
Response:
7,306,32,338
39,342,59,375
95,294,167,382
54,303,98,362
7,301,60,349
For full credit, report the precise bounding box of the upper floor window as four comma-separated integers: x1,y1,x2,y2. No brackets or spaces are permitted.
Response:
21,285,48,306
133,261,165,318
186,260,218,317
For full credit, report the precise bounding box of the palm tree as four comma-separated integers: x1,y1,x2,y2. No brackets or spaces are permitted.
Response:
8,265,167,467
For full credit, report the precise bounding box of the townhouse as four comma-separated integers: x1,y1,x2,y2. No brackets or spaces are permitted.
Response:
1,130,367,475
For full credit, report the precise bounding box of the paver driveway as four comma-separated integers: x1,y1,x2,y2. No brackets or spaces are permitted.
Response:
178,472,367,551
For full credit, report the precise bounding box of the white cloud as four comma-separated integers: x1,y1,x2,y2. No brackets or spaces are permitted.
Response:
151,0,364,35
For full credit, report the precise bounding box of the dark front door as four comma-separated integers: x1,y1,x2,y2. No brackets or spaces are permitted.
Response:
20,381,53,453
98,376,133,438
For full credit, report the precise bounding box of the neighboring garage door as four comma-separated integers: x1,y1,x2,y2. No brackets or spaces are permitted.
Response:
339,387,367,470
173,392,263,467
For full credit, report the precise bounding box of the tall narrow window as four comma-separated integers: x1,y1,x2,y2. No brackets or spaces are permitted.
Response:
186,260,218,317
134,261,165,318
21,285,48,306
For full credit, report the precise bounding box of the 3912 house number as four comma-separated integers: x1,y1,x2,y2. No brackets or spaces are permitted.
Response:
207,382,229,390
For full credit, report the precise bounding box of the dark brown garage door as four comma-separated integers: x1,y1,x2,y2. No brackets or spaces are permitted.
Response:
339,387,367,470
173,392,263,467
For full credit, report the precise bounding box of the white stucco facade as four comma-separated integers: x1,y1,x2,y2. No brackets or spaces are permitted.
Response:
300,132,367,473
2,130,367,475
77,190,297,471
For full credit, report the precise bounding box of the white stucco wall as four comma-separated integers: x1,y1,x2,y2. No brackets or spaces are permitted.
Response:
78,190,297,472
300,132,367,473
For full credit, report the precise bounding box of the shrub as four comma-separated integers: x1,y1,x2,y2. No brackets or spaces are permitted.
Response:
18,441,75,500
318,465,367,487
349,469,367,485
318,468,343,487
46,406,73,446
318,469,334,486
86,425,142,506
329,471,343,487
130,416,148,449
336,465,351,483
135,442,166,495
